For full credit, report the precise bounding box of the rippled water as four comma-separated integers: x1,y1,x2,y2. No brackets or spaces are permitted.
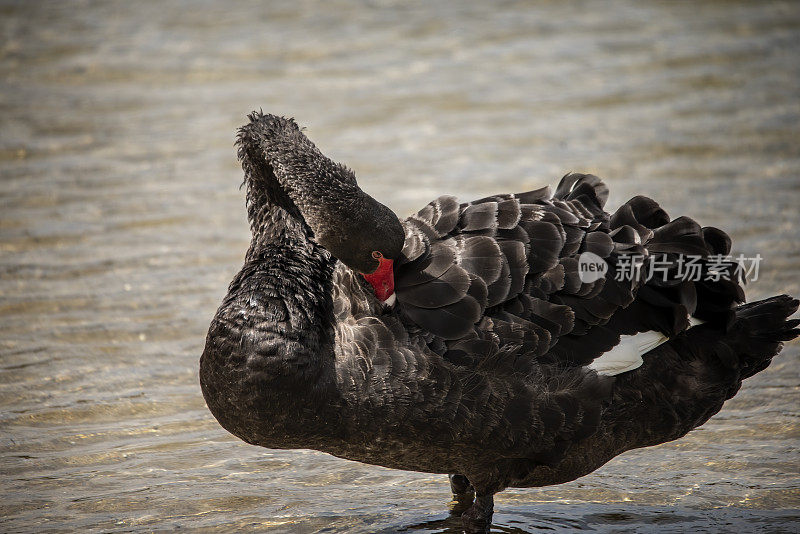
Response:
1,1,799,532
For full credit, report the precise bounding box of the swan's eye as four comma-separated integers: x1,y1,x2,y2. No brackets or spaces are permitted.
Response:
372,251,383,260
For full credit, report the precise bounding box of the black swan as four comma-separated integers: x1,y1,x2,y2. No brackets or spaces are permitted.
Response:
200,113,799,533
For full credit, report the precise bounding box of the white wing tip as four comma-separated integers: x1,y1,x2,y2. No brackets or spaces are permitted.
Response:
588,316,705,377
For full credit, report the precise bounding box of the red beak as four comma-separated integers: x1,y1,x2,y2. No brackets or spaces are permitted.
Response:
362,257,394,302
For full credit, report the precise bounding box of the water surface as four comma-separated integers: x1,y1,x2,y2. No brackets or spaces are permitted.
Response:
1,1,799,532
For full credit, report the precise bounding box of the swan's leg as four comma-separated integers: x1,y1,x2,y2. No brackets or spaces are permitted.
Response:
448,474,474,515
461,492,494,534
449,474,474,499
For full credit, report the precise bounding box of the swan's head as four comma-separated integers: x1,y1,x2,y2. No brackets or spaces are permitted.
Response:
312,194,405,275
294,178,402,303
237,112,405,300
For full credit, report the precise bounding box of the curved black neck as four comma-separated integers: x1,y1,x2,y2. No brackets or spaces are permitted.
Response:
200,201,341,446
200,115,344,445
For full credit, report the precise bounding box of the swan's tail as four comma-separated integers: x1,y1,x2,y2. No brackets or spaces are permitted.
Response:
682,293,799,426
729,295,800,382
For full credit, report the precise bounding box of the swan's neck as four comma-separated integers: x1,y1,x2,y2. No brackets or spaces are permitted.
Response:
200,203,340,446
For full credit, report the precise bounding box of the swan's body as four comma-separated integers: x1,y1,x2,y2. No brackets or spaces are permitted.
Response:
200,113,799,533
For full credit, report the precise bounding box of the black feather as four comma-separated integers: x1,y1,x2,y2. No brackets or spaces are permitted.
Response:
402,296,482,340
395,264,471,308
497,198,522,229
460,202,498,232
456,235,504,284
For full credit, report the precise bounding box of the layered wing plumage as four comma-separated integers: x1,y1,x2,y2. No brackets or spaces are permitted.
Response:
393,173,743,371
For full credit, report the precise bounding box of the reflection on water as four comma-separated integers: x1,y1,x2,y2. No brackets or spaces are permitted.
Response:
1,0,798,532
391,504,800,533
